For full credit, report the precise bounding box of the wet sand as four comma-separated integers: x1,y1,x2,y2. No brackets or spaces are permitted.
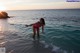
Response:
6,39,53,53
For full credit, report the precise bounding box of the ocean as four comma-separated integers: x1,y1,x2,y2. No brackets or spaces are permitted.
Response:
0,9,80,53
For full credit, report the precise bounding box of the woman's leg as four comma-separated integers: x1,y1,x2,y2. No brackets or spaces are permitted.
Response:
37,28,40,38
33,27,36,39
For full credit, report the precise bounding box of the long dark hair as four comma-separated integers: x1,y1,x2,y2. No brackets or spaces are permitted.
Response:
40,18,45,25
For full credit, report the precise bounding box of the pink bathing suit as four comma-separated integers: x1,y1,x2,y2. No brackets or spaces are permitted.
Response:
33,22,42,28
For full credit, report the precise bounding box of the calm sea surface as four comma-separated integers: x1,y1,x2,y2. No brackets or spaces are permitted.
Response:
2,9,80,53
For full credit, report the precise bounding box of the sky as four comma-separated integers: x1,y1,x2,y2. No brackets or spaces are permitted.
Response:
0,0,80,10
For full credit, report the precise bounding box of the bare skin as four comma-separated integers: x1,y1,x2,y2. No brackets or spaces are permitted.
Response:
33,27,40,39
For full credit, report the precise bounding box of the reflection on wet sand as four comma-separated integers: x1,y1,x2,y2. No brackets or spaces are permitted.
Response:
0,33,5,47
0,32,6,53
6,39,52,53
0,19,9,47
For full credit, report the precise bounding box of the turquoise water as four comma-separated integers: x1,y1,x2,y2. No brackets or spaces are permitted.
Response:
5,9,80,53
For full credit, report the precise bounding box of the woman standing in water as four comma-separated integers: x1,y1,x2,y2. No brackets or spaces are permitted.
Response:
26,18,45,39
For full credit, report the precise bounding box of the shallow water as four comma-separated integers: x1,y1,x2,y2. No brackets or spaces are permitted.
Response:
0,9,80,53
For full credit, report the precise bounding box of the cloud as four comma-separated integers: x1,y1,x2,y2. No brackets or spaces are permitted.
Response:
0,0,65,4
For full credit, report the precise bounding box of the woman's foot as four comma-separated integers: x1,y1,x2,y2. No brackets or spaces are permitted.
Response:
33,35,35,40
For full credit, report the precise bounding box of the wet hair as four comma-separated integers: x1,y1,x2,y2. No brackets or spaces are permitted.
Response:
40,18,45,25
0,11,10,19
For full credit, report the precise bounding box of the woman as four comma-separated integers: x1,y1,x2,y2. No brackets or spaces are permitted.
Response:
26,18,45,39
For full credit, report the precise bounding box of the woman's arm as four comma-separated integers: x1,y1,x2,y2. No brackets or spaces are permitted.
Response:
25,24,33,27
25,21,39,27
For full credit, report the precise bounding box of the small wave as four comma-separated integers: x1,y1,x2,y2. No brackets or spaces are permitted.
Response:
51,36,64,39
72,20,78,22
72,30,80,32
61,24,72,27
52,45,60,52
40,40,68,53
0,41,7,45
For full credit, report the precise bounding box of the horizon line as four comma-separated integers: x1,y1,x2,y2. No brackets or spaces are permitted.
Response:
5,8,80,11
